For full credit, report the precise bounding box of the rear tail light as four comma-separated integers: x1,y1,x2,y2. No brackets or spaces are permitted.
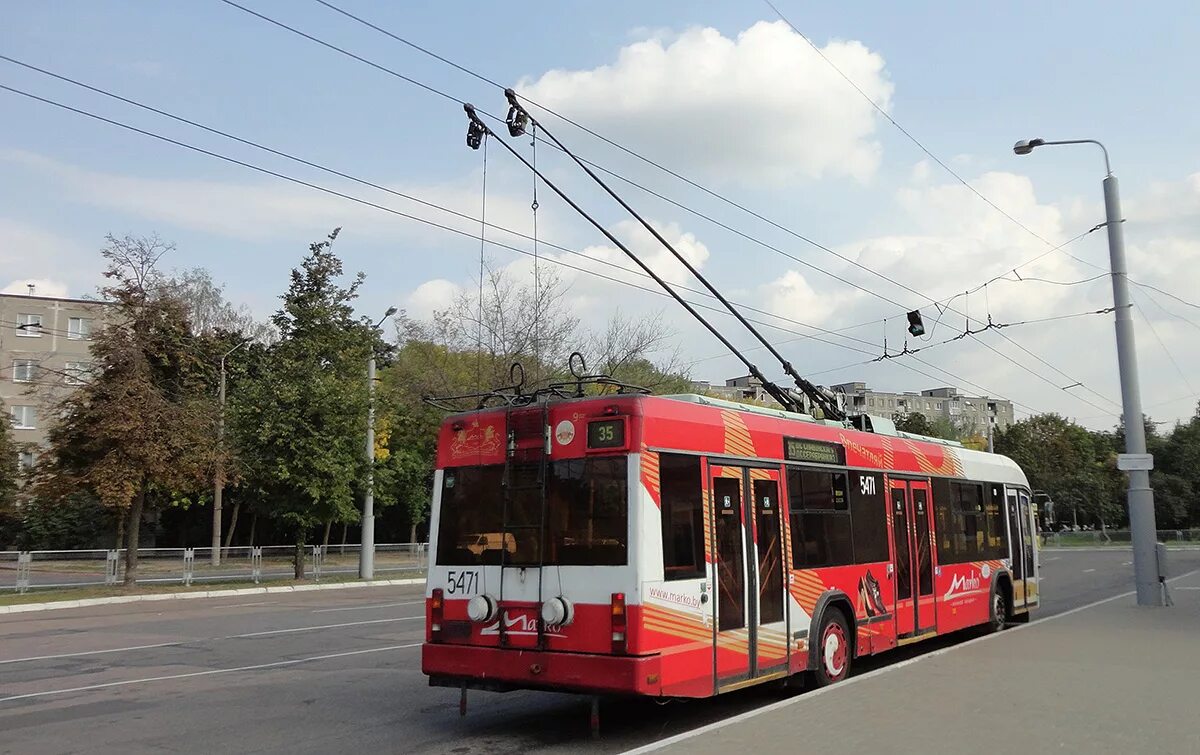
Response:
430,588,444,641
611,592,627,654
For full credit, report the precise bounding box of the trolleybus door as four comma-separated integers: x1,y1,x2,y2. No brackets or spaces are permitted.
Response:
889,479,936,638
1006,488,1037,608
709,464,787,687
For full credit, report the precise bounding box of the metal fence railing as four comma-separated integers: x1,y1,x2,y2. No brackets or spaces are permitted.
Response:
0,543,428,594
1041,529,1200,548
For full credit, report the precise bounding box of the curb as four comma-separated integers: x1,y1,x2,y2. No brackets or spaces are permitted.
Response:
0,578,425,616
1040,546,1200,552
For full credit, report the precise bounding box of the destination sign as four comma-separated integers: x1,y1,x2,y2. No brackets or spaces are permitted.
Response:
587,419,626,449
783,437,844,465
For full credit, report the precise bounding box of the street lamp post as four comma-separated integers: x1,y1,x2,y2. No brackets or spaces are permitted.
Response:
360,306,397,580
1014,137,1162,606
213,338,250,567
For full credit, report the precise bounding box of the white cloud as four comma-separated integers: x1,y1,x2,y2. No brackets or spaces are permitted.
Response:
517,21,893,185
2,278,70,298
405,278,462,319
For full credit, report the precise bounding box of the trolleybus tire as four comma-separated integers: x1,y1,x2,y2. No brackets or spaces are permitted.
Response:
985,580,1010,634
811,608,851,687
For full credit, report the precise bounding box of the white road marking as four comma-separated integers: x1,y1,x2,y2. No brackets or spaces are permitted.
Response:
0,642,184,666
1124,561,1133,566
312,600,424,614
0,643,421,704
1083,568,1096,573
618,568,1200,755
1177,587,1200,591
0,616,424,665
215,601,273,609
1044,557,1060,562
228,616,421,639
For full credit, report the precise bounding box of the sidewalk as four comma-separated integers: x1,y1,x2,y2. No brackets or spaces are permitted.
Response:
635,570,1200,755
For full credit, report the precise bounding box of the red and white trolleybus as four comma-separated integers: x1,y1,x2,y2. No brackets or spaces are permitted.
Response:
422,392,1039,699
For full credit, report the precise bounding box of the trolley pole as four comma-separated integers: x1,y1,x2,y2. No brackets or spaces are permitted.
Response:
1013,137,1162,606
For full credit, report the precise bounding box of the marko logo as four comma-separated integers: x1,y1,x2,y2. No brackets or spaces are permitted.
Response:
481,611,567,638
943,571,982,600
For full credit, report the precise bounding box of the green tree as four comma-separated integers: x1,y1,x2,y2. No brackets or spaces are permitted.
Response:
994,413,1120,527
893,412,933,436
231,230,373,578
34,234,218,583
0,416,19,544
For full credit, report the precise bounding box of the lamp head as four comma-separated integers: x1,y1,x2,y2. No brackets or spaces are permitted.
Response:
1013,138,1045,156
384,306,398,318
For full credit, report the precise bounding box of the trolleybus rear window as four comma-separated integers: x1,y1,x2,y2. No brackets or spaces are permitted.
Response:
436,458,629,566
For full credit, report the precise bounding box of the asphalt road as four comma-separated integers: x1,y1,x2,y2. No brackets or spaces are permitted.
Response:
2,548,1196,755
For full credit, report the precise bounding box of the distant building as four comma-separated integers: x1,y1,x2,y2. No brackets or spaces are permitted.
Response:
690,375,1015,433
1,288,113,469
691,375,777,405
830,381,1015,432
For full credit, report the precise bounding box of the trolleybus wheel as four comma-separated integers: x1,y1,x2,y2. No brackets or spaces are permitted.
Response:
985,581,1009,634
812,609,851,687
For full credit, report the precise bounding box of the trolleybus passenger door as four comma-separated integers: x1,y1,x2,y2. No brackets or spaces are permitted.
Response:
1006,488,1037,608
709,464,788,687
910,481,936,634
889,482,916,637
889,480,936,638
1020,491,1038,605
1006,489,1026,609
750,470,787,676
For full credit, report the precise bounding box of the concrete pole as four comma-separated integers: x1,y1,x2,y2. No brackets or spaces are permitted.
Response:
1102,174,1162,606
360,353,376,579
212,356,227,568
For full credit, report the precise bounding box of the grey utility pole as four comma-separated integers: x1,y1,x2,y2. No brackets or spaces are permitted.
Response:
213,338,249,567
1014,137,1162,606
360,306,397,580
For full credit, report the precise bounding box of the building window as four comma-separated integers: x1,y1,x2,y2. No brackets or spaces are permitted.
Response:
9,405,36,429
12,359,37,383
17,449,35,471
936,402,943,410
868,398,875,407
68,317,93,340
64,361,91,385
16,313,43,337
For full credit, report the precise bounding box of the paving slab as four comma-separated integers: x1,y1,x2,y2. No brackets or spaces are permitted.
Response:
633,571,1200,755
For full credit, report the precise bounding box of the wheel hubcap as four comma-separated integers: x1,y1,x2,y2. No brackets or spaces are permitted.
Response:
823,624,847,678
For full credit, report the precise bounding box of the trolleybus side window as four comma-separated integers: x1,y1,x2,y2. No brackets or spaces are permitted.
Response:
849,471,889,563
932,480,1007,564
659,453,705,580
787,468,853,568
985,484,1008,559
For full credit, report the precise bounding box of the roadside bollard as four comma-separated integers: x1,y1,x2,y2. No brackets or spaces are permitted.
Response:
16,551,31,594
251,546,263,584
183,548,195,586
105,550,119,585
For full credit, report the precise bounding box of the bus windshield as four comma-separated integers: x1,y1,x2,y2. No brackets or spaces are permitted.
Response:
436,457,628,566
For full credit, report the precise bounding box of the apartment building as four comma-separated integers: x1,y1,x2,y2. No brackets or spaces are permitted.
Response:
830,381,1015,432
690,376,1015,433
1,288,112,469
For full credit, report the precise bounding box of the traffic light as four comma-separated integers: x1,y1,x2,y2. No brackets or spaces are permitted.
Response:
906,310,925,337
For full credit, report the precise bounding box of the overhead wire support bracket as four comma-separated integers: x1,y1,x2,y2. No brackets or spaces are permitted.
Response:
499,89,844,422
464,100,804,416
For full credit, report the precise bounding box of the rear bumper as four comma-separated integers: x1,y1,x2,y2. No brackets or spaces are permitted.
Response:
423,643,662,696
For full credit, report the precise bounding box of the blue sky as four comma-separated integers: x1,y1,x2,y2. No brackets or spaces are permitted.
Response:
3,1,1199,429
